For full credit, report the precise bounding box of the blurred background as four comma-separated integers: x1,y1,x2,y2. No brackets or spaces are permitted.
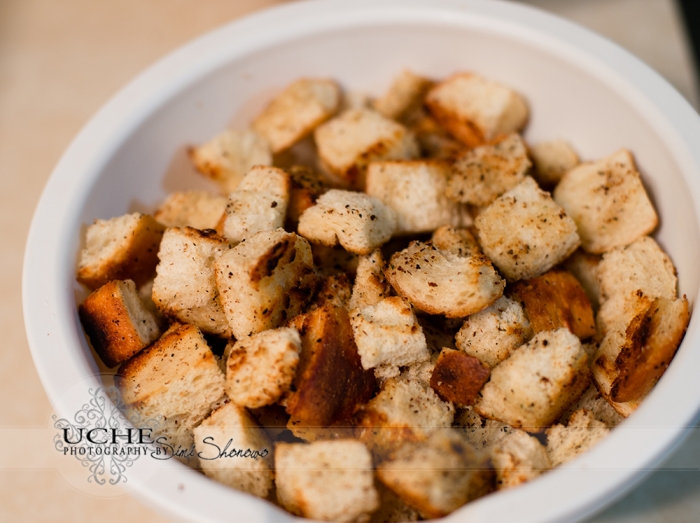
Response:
1,0,699,521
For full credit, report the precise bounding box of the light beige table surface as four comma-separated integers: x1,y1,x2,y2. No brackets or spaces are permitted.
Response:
2,0,699,521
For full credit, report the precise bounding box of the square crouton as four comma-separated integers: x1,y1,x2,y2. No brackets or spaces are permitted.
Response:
559,385,623,428
193,403,274,498
154,190,227,231
425,72,529,147
546,408,610,467
189,129,272,193
563,249,602,310
475,328,590,429
286,165,329,225
372,69,433,122
222,165,291,243
350,296,430,371
431,225,479,256
314,109,419,189
376,429,493,519
508,268,595,340
530,139,579,188
406,110,465,160
365,160,470,234
553,149,658,253
491,430,550,489
385,240,505,317
77,213,165,290
474,177,580,281
455,296,533,368
453,406,513,454
253,78,341,153
275,440,379,523
224,327,301,409
429,348,490,406
348,250,391,311
297,189,397,255
214,229,317,339
446,133,531,206
79,279,161,367
152,227,231,337
115,324,225,458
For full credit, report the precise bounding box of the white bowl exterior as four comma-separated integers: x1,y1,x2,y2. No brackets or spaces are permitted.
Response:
23,1,700,522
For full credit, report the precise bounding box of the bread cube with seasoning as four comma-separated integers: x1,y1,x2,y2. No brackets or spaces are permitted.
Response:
560,385,624,428
154,190,227,231
429,348,490,405
563,249,602,310
348,250,391,312
546,408,610,467
286,165,329,225
491,430,550,489
530,139,579,188
372,69,433,121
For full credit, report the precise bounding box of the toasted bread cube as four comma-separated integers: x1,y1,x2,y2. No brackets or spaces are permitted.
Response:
115,324,225,457
222,165,290,243
563,249,602,310
365,160,470,234
312,244,360,276
298,189,397,255
509,269,595,340
431,225,479,255
276,440,379,523
475,177,580,281
560,385,623,428
476,329,590,429
152,227,231,337
350,296,430,372
286,165,329,225
307,272,353,311
455,296,532,368
190,129,272,193
546,408,610,467
407,110,465,160
79,280,161,367
446,133,531,206
376,429,493,519
430,348,490,406
314,109,419,189
491,430,550,489
530,139,579,188
453,406,513,453
253,78,341,153
349,250,391,311
215,229,316,338
193,403,273,497
154,191,227,231
77,213,165,290
372,69,433,121
553,149,658,253
425,73,528,147
370,483,421,523
385,240,505,317
225,327,301,408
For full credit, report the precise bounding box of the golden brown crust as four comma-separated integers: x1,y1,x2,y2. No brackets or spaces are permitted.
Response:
425,94,486,148
430,349,490,406
286,165,329,226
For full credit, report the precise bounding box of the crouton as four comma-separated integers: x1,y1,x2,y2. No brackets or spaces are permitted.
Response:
474,177,580,281
307,272,353,311
398,353,440,387
406,110,465,160
190,129,272,193
285,305,376,436
248,404,294,442
193,403,273,498
431,225,479,256
425,72,529,147
253,78,341,153
559,385,623,428
370,483,421,523
372,69,433,121
453,406,513,453
286,165,329,225
115,324,225,458
430,348,490,405
530,139,579,188
314,109,419,189
77,213,165,290
365,160,470,234
275,440,379,523
340,91,372,111
79,279,161,367
553,149,658,253
348,250,391,312
546,408,610,467
297,189,397,255
508,268,595,340
312,244,359,276
563,249,601,310
222,166,290,243
376,429,493,519
455,296,533,368
137,278,166,327
154,191,227,231
214,229,317,339
350,296,430,372
476,328,590,429
491,430,550,489
446,133,531,206
225,327,301,409
385,240,505,317
152,227,231,337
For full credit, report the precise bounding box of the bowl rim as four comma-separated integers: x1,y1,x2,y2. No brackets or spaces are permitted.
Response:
23,0,700,522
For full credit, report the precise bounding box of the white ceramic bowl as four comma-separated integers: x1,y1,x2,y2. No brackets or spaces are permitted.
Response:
23,0,700,521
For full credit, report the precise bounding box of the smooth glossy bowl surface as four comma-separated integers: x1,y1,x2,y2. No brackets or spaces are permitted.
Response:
23,1,700,522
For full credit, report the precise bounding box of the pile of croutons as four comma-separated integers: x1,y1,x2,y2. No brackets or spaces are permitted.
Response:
76,70,690,522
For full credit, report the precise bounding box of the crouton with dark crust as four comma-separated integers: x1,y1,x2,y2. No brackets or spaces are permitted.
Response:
430,348,490,406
